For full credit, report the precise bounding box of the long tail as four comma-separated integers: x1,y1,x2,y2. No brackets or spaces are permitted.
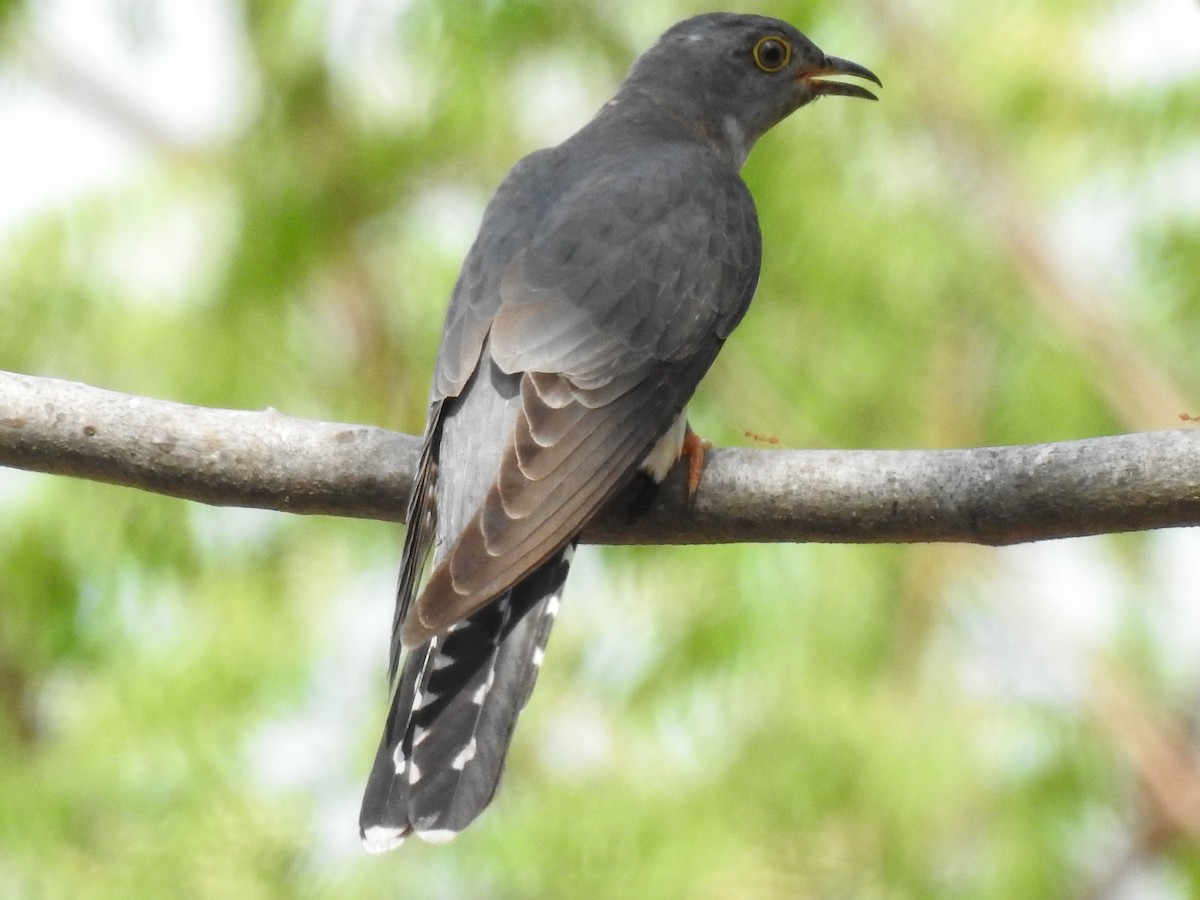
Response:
359,545,573,850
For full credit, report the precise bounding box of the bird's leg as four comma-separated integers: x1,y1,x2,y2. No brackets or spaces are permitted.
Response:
681,425,712,501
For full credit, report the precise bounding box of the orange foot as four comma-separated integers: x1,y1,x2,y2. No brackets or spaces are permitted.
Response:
681,426,712,502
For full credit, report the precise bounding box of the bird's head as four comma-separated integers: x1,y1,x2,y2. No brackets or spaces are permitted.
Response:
619,13,880,165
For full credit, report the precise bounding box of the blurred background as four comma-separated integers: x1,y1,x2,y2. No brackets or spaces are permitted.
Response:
1,0,1199,896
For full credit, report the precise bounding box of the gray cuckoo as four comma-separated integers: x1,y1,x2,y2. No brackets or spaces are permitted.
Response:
360,12,879,850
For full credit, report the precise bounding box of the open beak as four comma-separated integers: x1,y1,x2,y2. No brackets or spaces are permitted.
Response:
801,54,882,101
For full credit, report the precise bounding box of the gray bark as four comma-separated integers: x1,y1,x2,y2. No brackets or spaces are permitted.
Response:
2,369,1198,546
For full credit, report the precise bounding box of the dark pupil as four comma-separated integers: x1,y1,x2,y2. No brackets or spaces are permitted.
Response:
759,40,784,68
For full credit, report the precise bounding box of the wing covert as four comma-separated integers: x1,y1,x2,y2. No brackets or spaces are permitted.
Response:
407,143,762,645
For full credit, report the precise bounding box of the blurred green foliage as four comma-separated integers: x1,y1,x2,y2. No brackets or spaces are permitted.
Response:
1,0,1199,897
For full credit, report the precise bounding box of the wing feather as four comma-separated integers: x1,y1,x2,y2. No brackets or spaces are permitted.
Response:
403,353,716,646
402,142,761,646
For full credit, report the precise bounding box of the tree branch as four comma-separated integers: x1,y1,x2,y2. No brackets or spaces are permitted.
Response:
2,369,1198,546
0,369,418,520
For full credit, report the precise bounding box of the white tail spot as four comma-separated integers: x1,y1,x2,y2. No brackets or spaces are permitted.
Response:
472,667,495,705
493,595,513,647
451,737,478,771
410,637,439,714
362,825,408,853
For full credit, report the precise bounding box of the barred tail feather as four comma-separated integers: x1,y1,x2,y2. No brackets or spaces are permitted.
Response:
360,545,573,850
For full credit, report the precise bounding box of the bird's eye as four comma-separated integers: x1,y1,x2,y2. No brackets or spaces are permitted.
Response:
752,36,792,73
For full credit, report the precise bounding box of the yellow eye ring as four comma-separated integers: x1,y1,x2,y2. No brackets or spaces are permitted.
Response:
753,36,792,73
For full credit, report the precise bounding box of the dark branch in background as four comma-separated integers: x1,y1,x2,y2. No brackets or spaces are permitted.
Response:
2,369,1198,546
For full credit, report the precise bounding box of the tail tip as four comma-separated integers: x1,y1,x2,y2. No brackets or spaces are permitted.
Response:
361,824,410,854
360,823,463,853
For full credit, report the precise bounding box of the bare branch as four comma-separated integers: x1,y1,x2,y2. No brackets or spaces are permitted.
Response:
2,369,1198,546
0,369,418,519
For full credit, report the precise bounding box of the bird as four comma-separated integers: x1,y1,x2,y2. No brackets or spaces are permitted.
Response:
359,12,879,851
